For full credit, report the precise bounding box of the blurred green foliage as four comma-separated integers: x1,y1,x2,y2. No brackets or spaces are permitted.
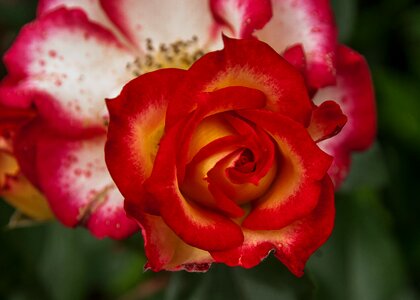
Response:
1,0,419,299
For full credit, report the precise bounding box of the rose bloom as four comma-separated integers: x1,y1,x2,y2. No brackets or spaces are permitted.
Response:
0,0,375,262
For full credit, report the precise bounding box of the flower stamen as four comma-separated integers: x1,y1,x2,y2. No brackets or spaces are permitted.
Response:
126,36,205,76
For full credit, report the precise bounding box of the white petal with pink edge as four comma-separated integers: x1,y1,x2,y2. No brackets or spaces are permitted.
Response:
2,8,135,136
37,0,130,46
100,0,221,52
36,134,137,239
255,0,337,88
313,46,376,187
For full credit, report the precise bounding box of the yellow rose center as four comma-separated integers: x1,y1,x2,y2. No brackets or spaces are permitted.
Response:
181,114,278,209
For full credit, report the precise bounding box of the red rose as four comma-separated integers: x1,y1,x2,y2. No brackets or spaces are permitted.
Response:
105,37,348,276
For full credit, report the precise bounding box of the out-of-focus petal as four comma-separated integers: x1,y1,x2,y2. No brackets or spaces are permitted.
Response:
0,151,18,187
255,0,337,89
313,46,376,186
1,174,53,221
36,134,137,239
100,0,221,52
0,8,135,137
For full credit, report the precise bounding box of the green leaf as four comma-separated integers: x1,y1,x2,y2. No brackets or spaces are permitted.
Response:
308,190,411,300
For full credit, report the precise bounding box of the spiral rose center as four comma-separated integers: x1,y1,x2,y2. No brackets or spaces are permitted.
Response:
181,113,278,214
234,149,256,173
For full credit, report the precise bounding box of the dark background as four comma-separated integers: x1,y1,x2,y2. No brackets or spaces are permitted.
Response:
1,0,419,299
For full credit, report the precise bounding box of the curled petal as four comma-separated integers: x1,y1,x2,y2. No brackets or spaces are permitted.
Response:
307,100,347,142
255,0,337,88
313,46,376,186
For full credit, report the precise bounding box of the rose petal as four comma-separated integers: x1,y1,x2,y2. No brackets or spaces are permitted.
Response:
255,0,337,88
124,202,213,271
238,109,332,230
0,8,135,137
307,100,347,142
1,174,53,221
210,0,272,38
106,69,186,212
36,133,137,239
166,37,312,127
313,46,376,186
0,151,19,187
211,176,335,277
100,0,221,52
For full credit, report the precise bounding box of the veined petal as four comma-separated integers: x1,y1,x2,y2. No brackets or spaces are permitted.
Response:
211,176,335,277
1,8,135,137
255,0,337,88
238,110,332,230
313,46,376,186
210,0,272,38
36,134,137,239
100,0,221,52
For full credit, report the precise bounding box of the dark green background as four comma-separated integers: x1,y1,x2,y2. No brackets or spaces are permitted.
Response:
1,0,419,299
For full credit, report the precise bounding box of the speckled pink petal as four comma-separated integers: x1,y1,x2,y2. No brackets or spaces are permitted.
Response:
210,0,272,38
100,0,222,52
36,133,137,239
0,8,135,137
313,46,376,187
255,0,337,89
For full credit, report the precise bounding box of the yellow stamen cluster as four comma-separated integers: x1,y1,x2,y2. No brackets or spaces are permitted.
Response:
126,36,205,75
